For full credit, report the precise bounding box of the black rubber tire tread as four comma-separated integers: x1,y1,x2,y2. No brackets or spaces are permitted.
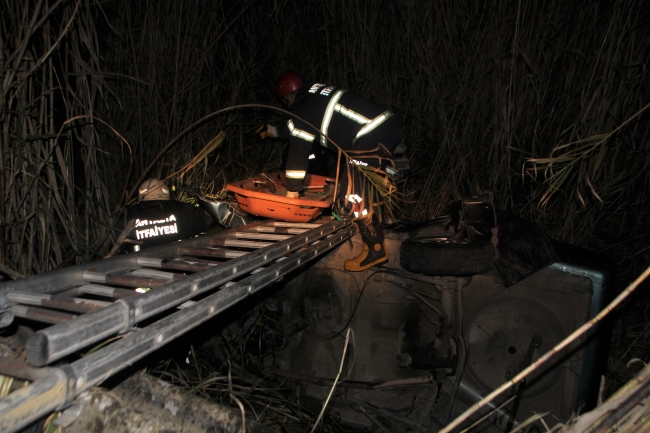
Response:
400,237,495,276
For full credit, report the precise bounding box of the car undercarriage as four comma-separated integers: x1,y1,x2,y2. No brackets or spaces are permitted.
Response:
213,215,612,431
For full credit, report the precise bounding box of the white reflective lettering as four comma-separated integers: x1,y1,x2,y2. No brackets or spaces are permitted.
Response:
320,85,335,96
309,83,327,93
130,214,185,243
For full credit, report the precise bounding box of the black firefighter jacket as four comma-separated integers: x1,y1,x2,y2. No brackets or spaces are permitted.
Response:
277,82,401,191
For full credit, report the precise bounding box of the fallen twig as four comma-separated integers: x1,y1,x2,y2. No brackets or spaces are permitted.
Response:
310,328,354,433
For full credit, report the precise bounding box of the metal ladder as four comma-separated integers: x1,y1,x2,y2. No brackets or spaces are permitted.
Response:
0,217,355,432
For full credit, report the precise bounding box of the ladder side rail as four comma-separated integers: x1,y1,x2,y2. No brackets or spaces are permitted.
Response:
0,367,70,433
26,219,352,367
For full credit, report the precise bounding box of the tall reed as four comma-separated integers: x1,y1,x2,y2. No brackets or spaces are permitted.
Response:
1,0,116,276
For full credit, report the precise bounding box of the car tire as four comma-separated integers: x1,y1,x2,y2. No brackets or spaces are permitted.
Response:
400,236,496,276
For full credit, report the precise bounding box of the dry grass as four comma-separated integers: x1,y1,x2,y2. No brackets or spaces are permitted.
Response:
150,345,347,433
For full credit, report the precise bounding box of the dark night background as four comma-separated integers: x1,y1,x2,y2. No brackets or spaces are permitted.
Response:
1,0,650,408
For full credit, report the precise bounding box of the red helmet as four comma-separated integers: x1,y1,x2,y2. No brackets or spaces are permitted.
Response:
275,72,303,97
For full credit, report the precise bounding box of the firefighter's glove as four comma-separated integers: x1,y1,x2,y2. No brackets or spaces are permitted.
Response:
286,190,300,199
258,124,278,139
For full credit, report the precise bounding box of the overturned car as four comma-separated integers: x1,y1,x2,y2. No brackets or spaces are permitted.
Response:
212,196,614,431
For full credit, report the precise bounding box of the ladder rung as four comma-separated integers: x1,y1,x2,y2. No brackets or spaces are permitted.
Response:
267,221,322,228
130,269,182,280
83,271,172,288
77,284,139,299
7,291,111,313
10,305,77,324
242,226,308,234
234,232,292,241
177,247,246,259
0,357,52,382
177,256,221,266
50,288,81,299
137,257,211,273
211,239,273,249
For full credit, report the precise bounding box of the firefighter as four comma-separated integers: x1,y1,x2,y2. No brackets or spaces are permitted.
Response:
120,178,215,250
261,73,402,271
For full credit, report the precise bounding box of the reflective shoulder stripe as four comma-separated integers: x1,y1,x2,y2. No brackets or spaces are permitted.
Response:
320,90,346,147
354,110,394,142
287,119,315,142
334,104,370,125
286,170,306,179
